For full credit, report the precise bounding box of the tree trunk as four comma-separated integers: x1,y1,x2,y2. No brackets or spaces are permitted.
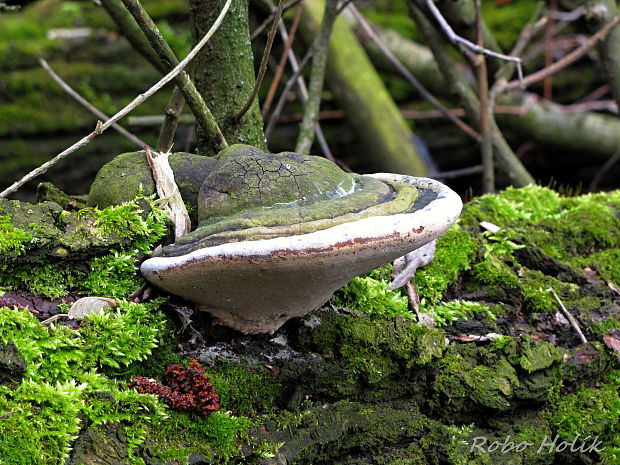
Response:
190,0,266,155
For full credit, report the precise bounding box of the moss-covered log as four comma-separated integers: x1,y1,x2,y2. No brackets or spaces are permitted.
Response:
1,184,619,464
299,0,428,176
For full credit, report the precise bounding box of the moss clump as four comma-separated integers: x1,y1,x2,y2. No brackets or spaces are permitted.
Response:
0,215,32,256
415,228,479,304
0,194,168,299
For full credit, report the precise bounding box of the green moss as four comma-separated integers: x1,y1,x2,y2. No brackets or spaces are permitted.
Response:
0,216,31,255
297,309,445,387
415,228,479,304
0,195,168,299
521,270,579,314
330,264,410,321
209,360,282,417
427,300,497,326
518,339,563,374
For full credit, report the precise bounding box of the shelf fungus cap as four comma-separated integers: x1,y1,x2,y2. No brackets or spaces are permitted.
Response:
141,173,462,334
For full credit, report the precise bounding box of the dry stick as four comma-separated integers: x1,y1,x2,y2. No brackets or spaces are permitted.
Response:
262,3,303,118
39,58,149,149
235,0,284,121
349,4,480,142
409,0,534,187
0,0,233,199
251,0,303,41
475,0,494,192
275,20,335,161
119,0,227,151
425,0,524,83
157,85,185,152
431,164,483,180
296,0,339,154
265,47,313,137
548,287,588,344
501,15,620,92
589,148,620,191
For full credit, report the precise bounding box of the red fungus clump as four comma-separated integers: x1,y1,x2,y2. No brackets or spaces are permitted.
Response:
130,359,220,415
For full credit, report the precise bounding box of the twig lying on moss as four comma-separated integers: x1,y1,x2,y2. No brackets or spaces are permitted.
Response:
548,287,588,344
0,0,232,199
39,58,149,149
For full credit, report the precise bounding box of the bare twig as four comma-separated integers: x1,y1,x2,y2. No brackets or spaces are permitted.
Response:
235,0,284,120
0,0,233,198
349,4,480,142
39,58,149,149
262,2,303,118
425,0,523,82
408,0,535,187
589,148,620,191
250,0,302,41
431,164,483,179
157,86,185,152
475,0,494,192
265,47,312,137
296,0,339,154
273,20,334,160
119,0,227,151
548,287,588,344
501,15,620,92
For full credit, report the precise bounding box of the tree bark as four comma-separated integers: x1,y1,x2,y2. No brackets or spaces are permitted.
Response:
190,0,266,154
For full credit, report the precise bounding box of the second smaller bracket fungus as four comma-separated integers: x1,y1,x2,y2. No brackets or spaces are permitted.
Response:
141,145,462,334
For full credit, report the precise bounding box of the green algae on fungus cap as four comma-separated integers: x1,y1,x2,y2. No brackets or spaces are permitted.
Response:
141,152,462,334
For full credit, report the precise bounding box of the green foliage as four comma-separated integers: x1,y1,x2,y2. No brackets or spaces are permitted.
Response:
0,381,82,464
0,195,168,299
427,300,497,327
0,303,169,464
82,251,143,298
209,360,282,417
80,301,166,369
331,264,411,320
415,228,479,304
0,215,31,255
549,372,620,465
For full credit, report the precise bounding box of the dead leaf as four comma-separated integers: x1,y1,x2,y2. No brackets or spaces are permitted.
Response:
145,146,191,239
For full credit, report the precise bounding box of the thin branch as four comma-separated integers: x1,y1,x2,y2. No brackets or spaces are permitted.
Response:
589,148,620,191
157,85,185,152
296,0,339,154
548,287,588,344
349,4,480,142
425,0,523,81
431,164,483,180
119,0,227,151
475,0,494,192
39,58,149,149
408,0,534,187
265,47,313,137
274,19,335,160
262,2,303,118
251,0,302,41
0,0,233,198
235,0,284,121
501,15,620,92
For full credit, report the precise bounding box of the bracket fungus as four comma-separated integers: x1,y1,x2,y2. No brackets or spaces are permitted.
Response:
135,145,463,334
